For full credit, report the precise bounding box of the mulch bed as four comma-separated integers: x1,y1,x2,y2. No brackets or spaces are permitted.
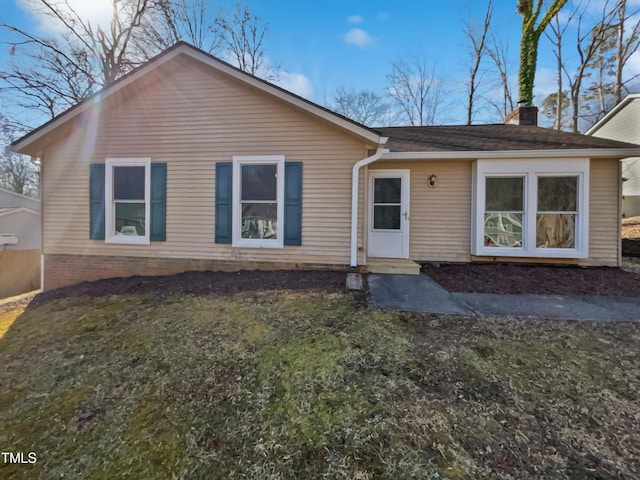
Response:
422,262,640,296
30,270,347,307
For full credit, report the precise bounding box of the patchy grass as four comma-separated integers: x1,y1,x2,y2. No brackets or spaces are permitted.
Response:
0,287,639,479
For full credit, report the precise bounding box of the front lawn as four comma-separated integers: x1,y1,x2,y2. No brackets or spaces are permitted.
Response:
1,274,638,479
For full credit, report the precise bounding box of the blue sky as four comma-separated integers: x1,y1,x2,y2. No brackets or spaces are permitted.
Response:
1,0,639,127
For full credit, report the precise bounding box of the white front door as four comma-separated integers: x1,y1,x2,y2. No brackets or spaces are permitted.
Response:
367,170,410,258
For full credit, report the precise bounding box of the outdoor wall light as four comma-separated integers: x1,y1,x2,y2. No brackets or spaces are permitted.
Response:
428,174,437,187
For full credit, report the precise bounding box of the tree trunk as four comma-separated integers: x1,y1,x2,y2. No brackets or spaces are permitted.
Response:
555,39,562,130
615,0,625,104
518,28,539,104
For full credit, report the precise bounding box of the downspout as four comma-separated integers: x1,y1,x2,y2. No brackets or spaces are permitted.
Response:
350,137,388,267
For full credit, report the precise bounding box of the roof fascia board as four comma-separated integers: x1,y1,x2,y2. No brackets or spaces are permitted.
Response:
12,44,380,154
586,93,640,135
381,148,640,160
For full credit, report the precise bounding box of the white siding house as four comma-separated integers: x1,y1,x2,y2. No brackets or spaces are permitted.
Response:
588,94,640,217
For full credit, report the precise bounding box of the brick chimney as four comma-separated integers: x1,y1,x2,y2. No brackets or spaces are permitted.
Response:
505,105,538,126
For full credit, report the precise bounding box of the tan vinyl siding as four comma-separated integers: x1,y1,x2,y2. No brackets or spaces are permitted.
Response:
41,54,372,266
369,158,620,266
369,160,472,263
591,98,640,197
586,158,620,266
591,98,640,144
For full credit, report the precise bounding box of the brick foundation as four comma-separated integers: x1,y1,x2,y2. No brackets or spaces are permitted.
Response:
43,254,352,291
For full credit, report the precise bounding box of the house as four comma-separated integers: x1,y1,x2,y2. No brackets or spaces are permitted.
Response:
10,42,640,291
0,187,41,297
587,93,640,217
0,187,41,250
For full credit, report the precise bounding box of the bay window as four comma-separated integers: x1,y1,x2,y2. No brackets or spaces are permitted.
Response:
472,159,589,258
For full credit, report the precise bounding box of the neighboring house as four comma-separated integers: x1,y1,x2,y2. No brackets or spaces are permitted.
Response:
10,43,640,291
587,93,640,217
0,188,41,297
0,187,41,250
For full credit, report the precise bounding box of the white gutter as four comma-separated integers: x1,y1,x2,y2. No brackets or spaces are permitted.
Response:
350,137,388,268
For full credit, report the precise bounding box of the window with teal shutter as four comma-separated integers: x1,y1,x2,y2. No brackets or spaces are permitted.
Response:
90,161,166,242
215,162,233,243
284,162,302,246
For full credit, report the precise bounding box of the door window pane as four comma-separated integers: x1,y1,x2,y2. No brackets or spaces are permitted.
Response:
374,205,401,230
114,166,145,200
486,177,524,211
241,203,277,239
242,165,277,201
538,176,577,211
374,178,401,204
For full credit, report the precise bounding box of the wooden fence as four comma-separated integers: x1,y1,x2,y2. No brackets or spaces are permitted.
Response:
0,249,41,299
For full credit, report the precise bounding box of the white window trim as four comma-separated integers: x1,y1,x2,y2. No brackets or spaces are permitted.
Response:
232,155,285,248
472,158,590,259
105,157,151,245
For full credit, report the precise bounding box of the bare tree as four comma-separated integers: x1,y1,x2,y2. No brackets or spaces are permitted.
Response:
1,0,154,119
0,118,38,196
545,3,578,129
215,3,273,77
562,2,617,132
1,1,274,123
613,0,640,103
144,0,222,54
329,88,390,127
541,90,571,129
462,0,493,125
486,36,516,119
386,56,445,126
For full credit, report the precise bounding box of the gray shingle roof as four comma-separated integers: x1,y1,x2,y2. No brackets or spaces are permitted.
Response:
377,124,640,152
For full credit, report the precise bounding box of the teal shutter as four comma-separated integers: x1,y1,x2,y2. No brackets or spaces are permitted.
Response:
215,162,233,243
284,162,303,246
89,163,105,240
150,163,167,241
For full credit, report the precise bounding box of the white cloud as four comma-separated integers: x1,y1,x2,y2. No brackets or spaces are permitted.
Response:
344,28,375,48
347,15,363,24
274,71,315,99
377,12,390,20
18,0,114,33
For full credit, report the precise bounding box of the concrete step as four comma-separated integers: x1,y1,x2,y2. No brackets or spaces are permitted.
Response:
366,258,421,275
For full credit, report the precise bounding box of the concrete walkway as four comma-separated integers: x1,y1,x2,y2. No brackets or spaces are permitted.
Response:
368,274,640,321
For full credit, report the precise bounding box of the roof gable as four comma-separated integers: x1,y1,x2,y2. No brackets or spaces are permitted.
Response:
586,94,640,136
11,42,382,156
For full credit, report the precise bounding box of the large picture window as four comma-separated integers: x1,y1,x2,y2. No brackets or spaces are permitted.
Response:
473,159,589,259
105,158,150,244
232,155,285,248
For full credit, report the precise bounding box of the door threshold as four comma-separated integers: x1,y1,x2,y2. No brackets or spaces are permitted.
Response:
366,258,421,275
